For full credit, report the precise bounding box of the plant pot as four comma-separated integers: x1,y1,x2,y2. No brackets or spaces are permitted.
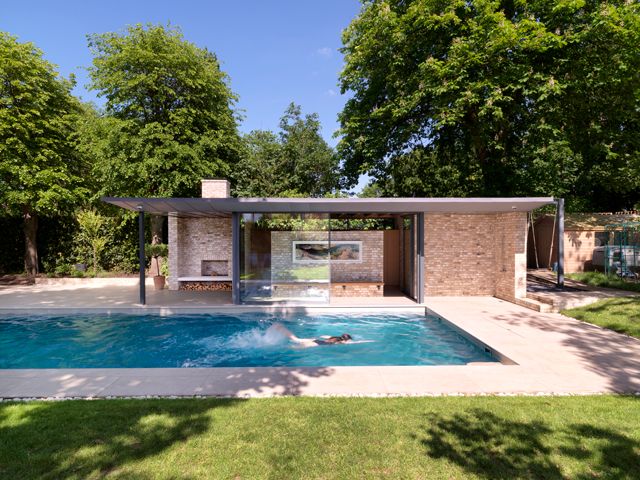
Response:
153,275,166,290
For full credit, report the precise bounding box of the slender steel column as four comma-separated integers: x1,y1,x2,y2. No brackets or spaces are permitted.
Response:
231,212,240,304
417,212,425,304
138,209,146,305
327,214,332,304
556,198,565,288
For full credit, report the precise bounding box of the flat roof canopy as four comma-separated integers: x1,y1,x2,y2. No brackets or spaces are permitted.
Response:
102,196,556,218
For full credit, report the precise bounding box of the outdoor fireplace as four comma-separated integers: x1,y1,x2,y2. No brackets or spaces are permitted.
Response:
201,260,228,277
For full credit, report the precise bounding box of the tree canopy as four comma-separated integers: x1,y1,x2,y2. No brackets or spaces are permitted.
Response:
0,32,87,274
339,0,640,210
83,24,241,200
233,103,342,197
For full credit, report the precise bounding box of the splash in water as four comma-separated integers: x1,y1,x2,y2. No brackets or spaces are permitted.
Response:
225,324,287,349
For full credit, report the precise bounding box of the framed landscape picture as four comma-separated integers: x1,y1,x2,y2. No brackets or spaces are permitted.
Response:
293,241,362,263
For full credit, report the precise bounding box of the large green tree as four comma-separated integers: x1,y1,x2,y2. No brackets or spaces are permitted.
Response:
339,0,640,210
83,24,241,242
0,32,87,274
233,130,285,197
234,103,342,197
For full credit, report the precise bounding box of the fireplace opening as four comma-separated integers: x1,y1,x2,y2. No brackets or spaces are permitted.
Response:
201,260,228,276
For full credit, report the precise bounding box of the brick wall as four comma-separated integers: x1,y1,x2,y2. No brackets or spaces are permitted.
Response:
168,217,232,290
330,282,384,297
424,212,527,299
424,214,496,296
331,231,383,282
494,212,528,300
270,230,383,282
201,179,230,198
181,217,231,276
168,179,231,289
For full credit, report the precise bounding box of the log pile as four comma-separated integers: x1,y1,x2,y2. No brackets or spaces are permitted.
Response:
179,281,232,292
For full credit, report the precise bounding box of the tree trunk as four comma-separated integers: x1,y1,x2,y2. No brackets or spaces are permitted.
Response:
23,206,38,276
150,215,164,276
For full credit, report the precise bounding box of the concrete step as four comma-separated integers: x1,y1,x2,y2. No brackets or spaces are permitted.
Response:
499,295,555,313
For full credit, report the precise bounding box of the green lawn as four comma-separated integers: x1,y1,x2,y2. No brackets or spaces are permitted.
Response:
562,297,640,339
568,271,640,293
1,396,639,479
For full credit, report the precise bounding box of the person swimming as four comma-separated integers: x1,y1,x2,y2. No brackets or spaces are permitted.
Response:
270,323,353,348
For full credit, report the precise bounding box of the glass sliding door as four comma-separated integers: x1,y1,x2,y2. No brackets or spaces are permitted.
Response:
239,213,330,304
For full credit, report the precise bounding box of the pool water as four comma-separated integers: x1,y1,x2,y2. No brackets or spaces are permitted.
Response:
0,312,496,368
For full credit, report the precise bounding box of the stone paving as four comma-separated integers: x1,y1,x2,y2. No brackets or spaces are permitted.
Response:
1,282,639,398
0,279,417,311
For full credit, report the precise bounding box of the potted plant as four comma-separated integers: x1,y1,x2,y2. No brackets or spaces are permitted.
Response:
146,243,168,290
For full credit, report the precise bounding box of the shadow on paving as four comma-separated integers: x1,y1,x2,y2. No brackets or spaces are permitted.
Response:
492,306,640,393
416,408,640,479
0,398,240,479
199,366,336,397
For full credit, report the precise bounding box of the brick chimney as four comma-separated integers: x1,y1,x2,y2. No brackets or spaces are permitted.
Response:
201,179,230,198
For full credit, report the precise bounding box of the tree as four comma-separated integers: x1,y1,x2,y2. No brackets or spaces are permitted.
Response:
278,103,342,197
234,103,342,197
76,209,110,275
358,181,384,198
83,24,242,242
0,32,87,275
339,0,640,211
233,130,285,197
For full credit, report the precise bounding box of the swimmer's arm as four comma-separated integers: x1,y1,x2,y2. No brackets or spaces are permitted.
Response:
272,324,318,347
272,323,300,340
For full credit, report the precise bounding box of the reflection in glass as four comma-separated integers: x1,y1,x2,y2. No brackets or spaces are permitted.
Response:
239,213,330,304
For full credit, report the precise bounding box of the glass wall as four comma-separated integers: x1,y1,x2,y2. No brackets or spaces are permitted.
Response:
239,213,330,304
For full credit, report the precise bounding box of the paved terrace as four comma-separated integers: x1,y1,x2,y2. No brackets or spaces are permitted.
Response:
0,282,639,398
0,279,418,310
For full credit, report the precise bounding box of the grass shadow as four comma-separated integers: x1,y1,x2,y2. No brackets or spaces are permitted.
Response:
0,398,241,479
416,408,640,479
562,297,640,338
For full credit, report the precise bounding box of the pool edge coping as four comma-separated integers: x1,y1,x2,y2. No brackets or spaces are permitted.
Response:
4,297,638,398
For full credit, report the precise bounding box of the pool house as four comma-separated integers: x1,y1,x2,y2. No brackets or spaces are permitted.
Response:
104,180,559,306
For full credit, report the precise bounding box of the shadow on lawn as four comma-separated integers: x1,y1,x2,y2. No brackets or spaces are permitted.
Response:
566,297,640,337
416,408,640,479
0,398,239,479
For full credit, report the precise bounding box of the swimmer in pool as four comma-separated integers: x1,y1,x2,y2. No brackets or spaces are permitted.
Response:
271,323,353,348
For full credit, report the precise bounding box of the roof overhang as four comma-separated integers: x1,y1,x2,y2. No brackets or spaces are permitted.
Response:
102,196,556,218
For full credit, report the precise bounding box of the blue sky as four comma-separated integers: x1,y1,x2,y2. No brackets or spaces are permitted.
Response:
2,0,361,149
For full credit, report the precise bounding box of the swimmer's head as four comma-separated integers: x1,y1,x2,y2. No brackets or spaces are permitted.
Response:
340,333,352,342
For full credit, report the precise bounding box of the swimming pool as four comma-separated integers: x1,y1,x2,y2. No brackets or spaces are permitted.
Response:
0,312,497,368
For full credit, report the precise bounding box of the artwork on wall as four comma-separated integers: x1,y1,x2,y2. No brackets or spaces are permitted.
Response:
293,241,362,263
